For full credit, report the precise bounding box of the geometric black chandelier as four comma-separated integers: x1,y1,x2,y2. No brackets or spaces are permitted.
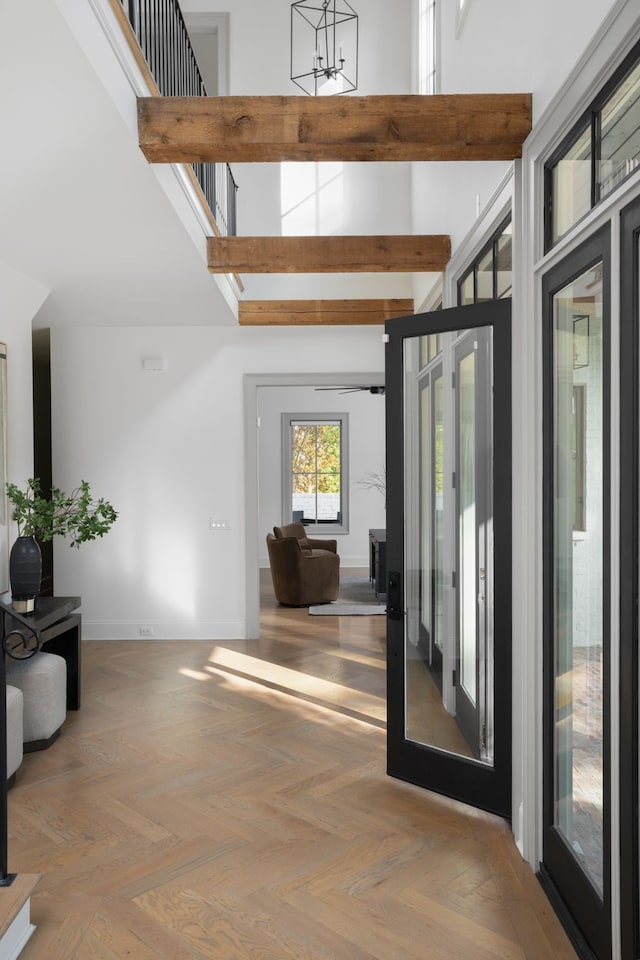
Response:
291,0,358,96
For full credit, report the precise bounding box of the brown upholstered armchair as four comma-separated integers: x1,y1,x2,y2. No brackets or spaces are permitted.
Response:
266,522,340,606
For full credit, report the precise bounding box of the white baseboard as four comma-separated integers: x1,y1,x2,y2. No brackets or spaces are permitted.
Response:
83,620,245,641
0,901,36,960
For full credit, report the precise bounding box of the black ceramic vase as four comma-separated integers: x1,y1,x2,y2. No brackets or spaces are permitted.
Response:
9,535,42,613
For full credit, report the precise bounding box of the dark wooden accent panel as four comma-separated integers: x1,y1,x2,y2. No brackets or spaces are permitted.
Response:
208,235,450,273
32,328,53,596
137,93,532,163
239,299,414,326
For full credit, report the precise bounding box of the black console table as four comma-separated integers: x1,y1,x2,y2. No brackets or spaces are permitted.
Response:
369,529,387,600
1,596,82,710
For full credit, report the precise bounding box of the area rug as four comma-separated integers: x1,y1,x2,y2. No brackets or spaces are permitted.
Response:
308,577,386,616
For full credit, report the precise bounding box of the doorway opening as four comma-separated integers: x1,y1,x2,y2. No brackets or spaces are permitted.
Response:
244,372,385,638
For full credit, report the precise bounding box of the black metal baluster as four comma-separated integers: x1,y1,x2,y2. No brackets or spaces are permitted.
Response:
169,2,176,96
122,0,237,235
161,0,168,96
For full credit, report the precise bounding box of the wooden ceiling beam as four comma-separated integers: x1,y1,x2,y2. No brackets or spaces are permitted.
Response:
208,235,450,273
138,94,532,163
239,299,414,326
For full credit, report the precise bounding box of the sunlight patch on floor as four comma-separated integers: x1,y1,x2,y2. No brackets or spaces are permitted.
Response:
204,645,386,723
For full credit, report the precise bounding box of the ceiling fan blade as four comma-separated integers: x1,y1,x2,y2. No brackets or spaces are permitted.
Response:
313,385,385,394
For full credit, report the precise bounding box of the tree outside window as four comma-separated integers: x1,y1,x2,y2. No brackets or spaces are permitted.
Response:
282,414,349,533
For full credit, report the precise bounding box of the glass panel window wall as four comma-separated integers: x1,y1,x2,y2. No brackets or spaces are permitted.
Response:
599,60,640,201
550,126,592,246
546,40,640,249
457,218,512,306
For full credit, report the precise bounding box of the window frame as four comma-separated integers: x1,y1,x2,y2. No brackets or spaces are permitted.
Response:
544,37,640,251
281,412,350,535
457,215,512,305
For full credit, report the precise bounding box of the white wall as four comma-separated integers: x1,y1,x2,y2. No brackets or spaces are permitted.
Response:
0,260,49,498
257,384,386,567
178,0,413,97
50,324,384,639
411,0,616,302
0,260,49,598
440,0,614,118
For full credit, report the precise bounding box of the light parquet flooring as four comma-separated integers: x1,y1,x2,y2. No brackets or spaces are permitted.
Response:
4,571,578,959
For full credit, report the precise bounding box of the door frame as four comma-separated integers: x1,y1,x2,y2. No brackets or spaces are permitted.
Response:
539,223,612,960
243,371,384,638
385,298,512,819
619,194,640,960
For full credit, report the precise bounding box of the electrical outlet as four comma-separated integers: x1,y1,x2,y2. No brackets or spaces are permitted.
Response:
139,625,154,636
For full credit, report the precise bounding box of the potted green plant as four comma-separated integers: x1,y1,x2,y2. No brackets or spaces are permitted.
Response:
6,478,117,613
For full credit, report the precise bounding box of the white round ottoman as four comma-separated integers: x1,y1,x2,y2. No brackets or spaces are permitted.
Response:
6,652,67,751
6,684,24,780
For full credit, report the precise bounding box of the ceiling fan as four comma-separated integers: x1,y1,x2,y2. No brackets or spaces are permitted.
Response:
314,385,385,395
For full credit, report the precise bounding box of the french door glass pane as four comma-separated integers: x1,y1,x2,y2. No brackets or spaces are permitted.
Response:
434,372,444,651
459,351,477,705
405,329,493,765
420,383,431,637
552,262,604,895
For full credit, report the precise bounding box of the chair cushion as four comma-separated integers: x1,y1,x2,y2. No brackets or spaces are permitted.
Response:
274,522,306,540
273,522,314,554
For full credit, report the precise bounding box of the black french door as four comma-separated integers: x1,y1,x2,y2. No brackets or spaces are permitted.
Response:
540,225,611,960
620,195,640,960
385,299,512,818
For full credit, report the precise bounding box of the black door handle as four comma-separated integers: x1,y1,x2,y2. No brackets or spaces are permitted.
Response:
387,570,404,620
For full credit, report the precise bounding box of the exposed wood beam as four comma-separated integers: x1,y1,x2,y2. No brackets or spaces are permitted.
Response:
208,235,450,273
239,299,414,326
138,94,532,163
